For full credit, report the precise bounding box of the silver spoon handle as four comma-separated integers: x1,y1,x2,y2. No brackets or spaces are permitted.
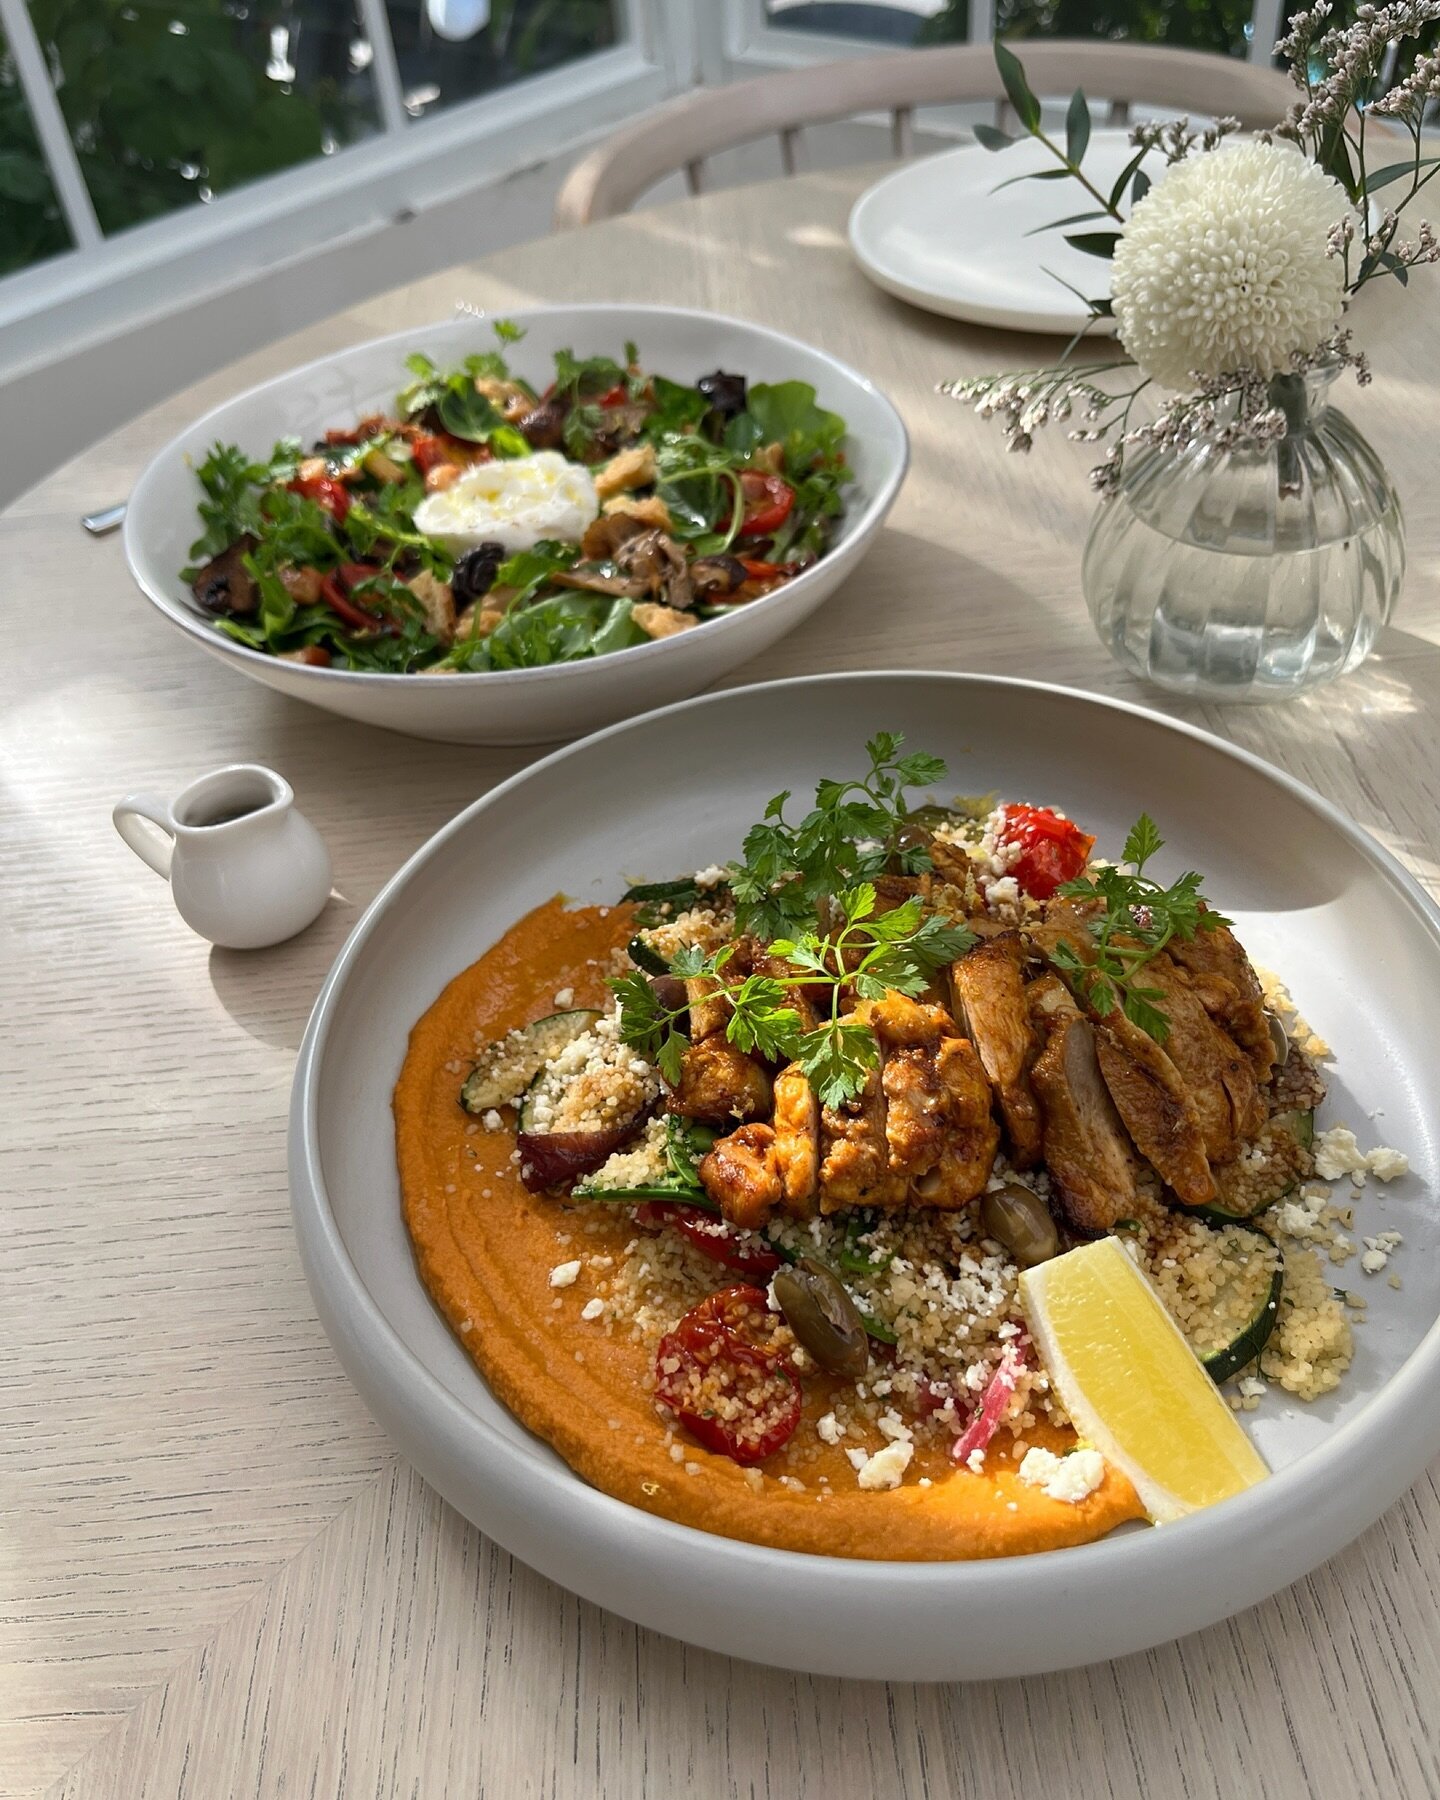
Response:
82,502,127,536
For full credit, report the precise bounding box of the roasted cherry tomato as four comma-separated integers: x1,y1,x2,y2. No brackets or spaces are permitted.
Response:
337,560,382,591
737,470,795,539
411,432,457,475
654,1284,800,1466
287,473,351,522
996,804,1096,902
634,1201,783,1280
319,571,379,633
596,383,630,407
737,556,793,582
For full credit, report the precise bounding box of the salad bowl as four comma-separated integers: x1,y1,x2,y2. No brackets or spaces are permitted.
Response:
289,671,1440,1679
123,306,908,745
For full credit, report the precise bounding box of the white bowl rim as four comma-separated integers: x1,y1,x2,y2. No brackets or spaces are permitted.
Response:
290,669,1440,1592
124,303,910,689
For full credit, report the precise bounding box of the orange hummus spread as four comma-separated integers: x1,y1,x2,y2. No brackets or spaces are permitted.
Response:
395,897,1143,1560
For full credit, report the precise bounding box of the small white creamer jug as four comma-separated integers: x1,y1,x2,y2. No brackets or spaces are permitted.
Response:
113,764,332,950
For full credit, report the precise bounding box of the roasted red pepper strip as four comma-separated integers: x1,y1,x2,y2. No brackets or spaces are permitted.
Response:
737,470,795,538
655,1284,800,1465
596,383,630,407
996,804,1096,902
287,474,351,522
635,1201,783,1280
319,571,380,633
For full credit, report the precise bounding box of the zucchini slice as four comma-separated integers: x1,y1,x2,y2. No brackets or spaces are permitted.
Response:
627,934,671,977
622,876,724,926
574,1116,717,1200
459,1008,601,1115
1198,1225,1284,1386
1183,1109,1315,1226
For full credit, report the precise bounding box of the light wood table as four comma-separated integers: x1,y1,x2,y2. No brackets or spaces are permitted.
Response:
5,168,1440,1800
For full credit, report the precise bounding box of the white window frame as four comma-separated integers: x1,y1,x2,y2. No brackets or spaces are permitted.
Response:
0,0,680,355
707,0,1284,81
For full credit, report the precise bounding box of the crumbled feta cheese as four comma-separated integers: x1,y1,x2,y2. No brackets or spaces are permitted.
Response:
1237,1375,1267,1400
1016,1446,1105,1504
580,1297,604,1321
1368,1146,1409,1182
1313,1126,1409,1186
877,1409,913,1444
553,987,574,1009
855,1441,913,1491
845,1447,869,1473
549,1260,581,1289
692,864,728,887
965,1448,986,1475
816,1412,843,1445
481,1108,504,1131
1361,1250,1388,1274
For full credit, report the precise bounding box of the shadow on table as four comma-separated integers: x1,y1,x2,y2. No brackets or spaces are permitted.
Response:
207,891,359,1053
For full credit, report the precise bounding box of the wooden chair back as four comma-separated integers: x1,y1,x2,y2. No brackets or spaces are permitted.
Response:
554,40,1296,229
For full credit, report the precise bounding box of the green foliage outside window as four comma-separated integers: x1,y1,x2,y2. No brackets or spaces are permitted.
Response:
918,0,1255,55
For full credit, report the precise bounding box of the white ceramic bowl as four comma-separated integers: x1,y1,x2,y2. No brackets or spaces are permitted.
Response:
289,673,1440,1680
124,307,908,746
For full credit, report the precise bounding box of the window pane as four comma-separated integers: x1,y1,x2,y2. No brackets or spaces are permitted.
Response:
764,1,943,44
384,0,620,121
915,0,1252,56
34,0,383,237
0,24,74,275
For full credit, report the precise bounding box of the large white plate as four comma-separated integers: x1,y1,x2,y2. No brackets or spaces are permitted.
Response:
124,308,907,745
289,672,1440,1680
849,132,1140,333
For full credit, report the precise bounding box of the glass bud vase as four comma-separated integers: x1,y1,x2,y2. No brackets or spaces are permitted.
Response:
1082,364,1404,701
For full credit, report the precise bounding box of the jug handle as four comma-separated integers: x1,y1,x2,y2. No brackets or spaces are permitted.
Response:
113,794,176,880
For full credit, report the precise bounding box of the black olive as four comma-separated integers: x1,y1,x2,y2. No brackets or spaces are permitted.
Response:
980,1183,1059,1269
697,369,747,422
772,1258,869,1378
451,542,507,603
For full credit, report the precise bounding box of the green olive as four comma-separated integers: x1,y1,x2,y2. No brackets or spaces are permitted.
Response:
981,1182,1059,1269
772,1257,870,1379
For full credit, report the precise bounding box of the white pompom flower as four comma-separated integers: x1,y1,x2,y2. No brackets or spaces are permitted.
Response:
1110,140,1349,390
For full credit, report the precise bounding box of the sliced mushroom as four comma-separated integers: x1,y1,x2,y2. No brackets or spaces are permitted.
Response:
551,567,648,599
191,536,258,616
615,528,693,610
689,555,749,598
580,511,647,561
516,397,568,450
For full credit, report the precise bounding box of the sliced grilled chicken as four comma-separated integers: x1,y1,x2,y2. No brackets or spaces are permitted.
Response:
669,1039,771,1124
910,1037,1000,1209
1165,912,1276,1082
819,1067,905,1213
881,1046,950,1178
699,1123,782,1230
685,974,732,1042
951,933,1043,1168
1140,953,1263,1159
771,1063,820,1213
1028,1004,1138,1234
1092,1020,1215,1207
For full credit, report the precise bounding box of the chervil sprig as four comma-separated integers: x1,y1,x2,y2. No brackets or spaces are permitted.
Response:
614,882,974,1109
726,733,948,939
1049,813,1228,1042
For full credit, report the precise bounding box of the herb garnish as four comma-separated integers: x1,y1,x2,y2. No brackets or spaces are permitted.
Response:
615,741,975,1110
1049,813,1229,1042
726,732,948,939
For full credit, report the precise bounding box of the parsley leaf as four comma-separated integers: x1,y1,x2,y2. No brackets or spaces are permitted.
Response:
1055,813,1230,1042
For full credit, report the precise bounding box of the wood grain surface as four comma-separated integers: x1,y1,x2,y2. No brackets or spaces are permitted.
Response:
3,167,1439,1800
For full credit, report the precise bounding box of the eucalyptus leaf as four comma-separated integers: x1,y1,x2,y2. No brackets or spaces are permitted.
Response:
990,166,1077,193
1065,88,1091,167
1362,155,1440,191
994,40,1041,134
1107,147,1151,210
1065,231,1123,259
1024,207,1108,238
1131,168,1151,204
972,122,1017,151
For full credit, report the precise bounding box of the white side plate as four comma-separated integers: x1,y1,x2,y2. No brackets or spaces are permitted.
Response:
849,133,1140,334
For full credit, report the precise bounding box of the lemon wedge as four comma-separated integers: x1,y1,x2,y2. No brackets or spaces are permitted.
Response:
1019,1237,1269,1523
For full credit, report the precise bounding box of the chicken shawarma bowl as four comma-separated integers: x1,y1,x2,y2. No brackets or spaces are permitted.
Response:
394,734,1409,1561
